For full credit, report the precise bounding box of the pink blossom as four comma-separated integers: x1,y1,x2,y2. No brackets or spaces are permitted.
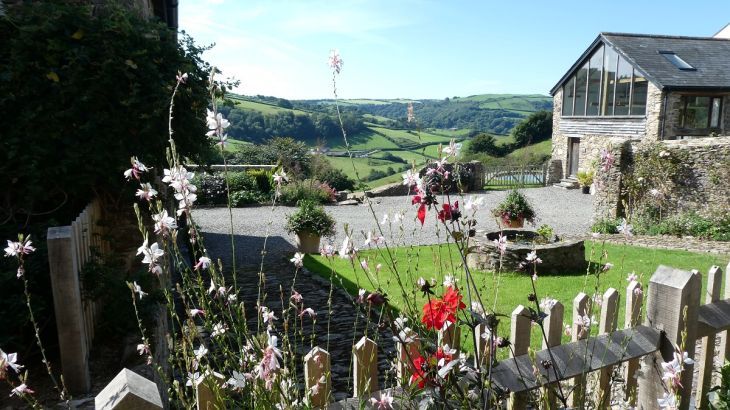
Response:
319,244,335,257
626,272,638,282
256,334,282,390
360,259,369,271
152,209,176,235
189,309,205,317
299,308,316,318
526,250,542,264
137,343,151,356
328,49,343,74
194,256,211,271
4,235,35,258
176,71,188,84
135,183,158,202
123,156,149,180
370,390,394,409
493,234,508,255
290,290,303,304
600,148,615,172
9,383,34,397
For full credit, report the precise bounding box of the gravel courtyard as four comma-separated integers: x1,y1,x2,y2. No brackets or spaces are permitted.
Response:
193,187,593,266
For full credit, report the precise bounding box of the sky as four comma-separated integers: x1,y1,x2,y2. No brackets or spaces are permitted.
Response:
179,0,730,100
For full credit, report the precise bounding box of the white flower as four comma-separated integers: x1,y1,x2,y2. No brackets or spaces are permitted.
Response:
137,238,164,275
290,252,304,268
0,349,23,374
339,236,356,259
272,170,288,186
443,275,458,287
136,343,150,356
226,371,248,390
539,298,558,311
369,390,394,409
132,281,147,299
626,272,638,282
259,306,278,324
194,345,208,360
319,244,335,257
493,234,508,255
617,218,633,237
189,308,205,317
442,139,462,158
393,211,404,223
153,209,176,235
328,49,343,74
401,169,421,187
4,235,35,258
135,183,158,202
380,214,389,225
299,307,316,318
9,383,34,397
206,109,230,137
464,196,484,213
211,323,227,338
194,256,211,271
186,372,203,387
124,156,149,180
526,250,542,264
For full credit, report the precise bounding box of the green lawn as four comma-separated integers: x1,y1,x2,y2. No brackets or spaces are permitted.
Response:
304,242,728,356
329,130,400,150
232,99,309,116
506,139,552,159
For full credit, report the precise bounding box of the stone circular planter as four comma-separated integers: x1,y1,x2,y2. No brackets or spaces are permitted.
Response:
501,217,524,228
466,229,587,274
295,231,321,253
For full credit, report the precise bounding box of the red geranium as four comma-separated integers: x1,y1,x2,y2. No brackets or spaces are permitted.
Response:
442,286,466,312
410,354,429,388
421,286,465,330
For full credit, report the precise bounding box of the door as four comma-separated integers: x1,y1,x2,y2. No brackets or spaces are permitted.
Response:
568,138,580,177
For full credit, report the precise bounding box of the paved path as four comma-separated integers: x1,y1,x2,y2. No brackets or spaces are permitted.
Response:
193,187,594,266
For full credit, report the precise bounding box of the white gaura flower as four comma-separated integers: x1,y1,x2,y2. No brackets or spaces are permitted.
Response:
135,183,158,202
132,281,147,299
290,252,304,268
464,196,484,213
153,209,176,235
226,371,248,390
380,214,389,225
186,372,203,387
211,322,227,338
617,218,633,238
9,383,34,397
259,306,278,324
137,238,164,275
526,250,542,264
298,307,316,318
272,170,288,186
0,349,23,375
136,343,150,356
339,236,356,259
124,156,149,180
206,109,230,136
328,49,343,74
442,139,462,158
194,345,208,360
443,275,458,288
401,169,421,187
194,256,211,271
4,235,35,258
369,390,394,409
189,308,205,317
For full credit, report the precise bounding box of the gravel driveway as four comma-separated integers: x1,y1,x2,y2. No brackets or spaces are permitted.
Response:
193,187,593,266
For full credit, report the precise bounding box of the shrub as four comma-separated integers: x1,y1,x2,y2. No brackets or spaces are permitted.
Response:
247,169,273,194
576,170,594,187
195,173,228,205
230,190,266,206
279,179,336,205
536,224,555,243
633,211,730,241
226,171,258,192
310,155,355,191
492,190,536,224
591,218,621,234
285,200,336,237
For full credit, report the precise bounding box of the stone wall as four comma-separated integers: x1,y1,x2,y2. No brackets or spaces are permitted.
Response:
644,82,664,141
548,89,565,183
592,136,730,221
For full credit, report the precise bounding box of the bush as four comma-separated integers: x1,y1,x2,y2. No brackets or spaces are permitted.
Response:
492,190,536,224
195,174,228,205
591,218,621,234
247,169,273,194
634,211,730,241
226,171,258,192
230,190,266,206
279,180,336,205
310,155,355,191
285,200,336,237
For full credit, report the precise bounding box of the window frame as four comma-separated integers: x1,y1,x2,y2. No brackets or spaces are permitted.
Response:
678,95,723,131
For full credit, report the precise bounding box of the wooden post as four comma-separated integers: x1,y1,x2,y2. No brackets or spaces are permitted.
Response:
697,266,722,409
624,280,643,405
508,305,531,410
95,368,163,409
719,262,730,378
396,331,420,384
638,266,701,410
353,336,378,397
304,347,331,407
195,372,225,410
542,300,564,408
47,226,90,395
596,288,619,408
568,292,589,408
438,321,461,353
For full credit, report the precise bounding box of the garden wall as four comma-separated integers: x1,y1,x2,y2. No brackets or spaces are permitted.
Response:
593,136,730,221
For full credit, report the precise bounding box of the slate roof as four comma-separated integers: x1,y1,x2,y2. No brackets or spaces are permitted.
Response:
551,33,730,94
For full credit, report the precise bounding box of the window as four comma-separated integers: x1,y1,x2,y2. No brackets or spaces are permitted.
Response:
586,45,603,115
659,51,695,71
562,77,575,116
561,43,648,117
680,96,723,129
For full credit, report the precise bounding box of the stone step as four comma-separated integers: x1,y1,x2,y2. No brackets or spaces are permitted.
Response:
553,179,580,189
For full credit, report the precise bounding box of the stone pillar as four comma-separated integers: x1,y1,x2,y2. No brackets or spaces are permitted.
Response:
637,266,701,410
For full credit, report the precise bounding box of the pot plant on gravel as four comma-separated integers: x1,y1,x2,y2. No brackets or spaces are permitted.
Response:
491,189,536,228
285,199,336,253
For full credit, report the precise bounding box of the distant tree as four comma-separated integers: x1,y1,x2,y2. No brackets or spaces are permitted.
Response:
467,133,501,156
511,110,553,147
277,98,293,109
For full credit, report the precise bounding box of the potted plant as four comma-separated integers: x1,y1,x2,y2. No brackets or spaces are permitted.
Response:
576,170,594,194
285,200,336,253
492,189,536,228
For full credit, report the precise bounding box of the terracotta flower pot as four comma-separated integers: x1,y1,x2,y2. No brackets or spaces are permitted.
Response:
503,217,524,228
295,231,321,253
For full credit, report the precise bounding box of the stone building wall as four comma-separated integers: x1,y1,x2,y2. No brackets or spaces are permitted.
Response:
644,82,664,141
548,88,565,183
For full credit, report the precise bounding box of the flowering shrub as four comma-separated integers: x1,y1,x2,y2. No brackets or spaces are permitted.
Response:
285,200,336,237
491,189,536,225
279,179,337,204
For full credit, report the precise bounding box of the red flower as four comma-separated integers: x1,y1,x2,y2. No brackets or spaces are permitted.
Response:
421,299,449,330
435,346,454,364
416,204,426,226
410,354,429,388
437,203,451,222
411,194,423,205
442,286,466,312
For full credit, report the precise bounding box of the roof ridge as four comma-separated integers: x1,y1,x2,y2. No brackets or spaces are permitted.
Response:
601,32,730,41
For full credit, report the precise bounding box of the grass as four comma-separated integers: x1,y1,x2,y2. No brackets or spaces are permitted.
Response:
506,139,552,159
325,156,406,181
232,99,309,116
304,242,728,357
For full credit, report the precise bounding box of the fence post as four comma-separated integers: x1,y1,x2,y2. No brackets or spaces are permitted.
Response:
438,321,461,353
47,226,90,395
95,368,163,409
396,331,420,384
697,266,722,409
353,336,378,397
304,346,331,407
568,292,589,408
195,372,225,410
719,262,730,379
596,288,619,408
624,280,643,405
638,266,701,410
542,300,564,408
508,305,531,410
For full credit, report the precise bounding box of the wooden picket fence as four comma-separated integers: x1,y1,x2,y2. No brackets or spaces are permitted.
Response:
95,262,730,409
47,198,108,395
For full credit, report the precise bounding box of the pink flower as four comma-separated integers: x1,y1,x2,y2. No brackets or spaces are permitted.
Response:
360,259,369,270
256,334,282,390
370,390,394,409
493,234,507,255
194,256,211,271
4,235,35,258
626,272,638,282
600,148,615,172
319,244,335,257
189,309,205,317
123,156,149,180
526,250,542,264
137,343,151,356
9,383,34,397
290,252,304,268
328,49,343,74
152,209,176,235
176,71,188,84
299,307,316,318
135,183,158,202
290,290,303,304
